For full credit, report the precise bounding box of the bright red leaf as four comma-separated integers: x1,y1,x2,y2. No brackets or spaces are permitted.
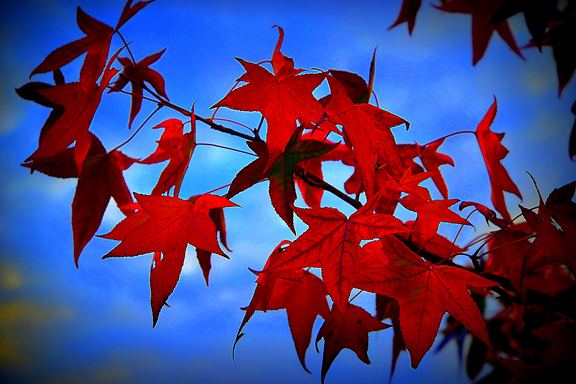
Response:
326,75,409,198
23,133,136,266
212,56,325,171
21,49,121,173
417,139,455,199
266,189,410,314
103,193,238,325
108,49,169,128
475,97,522,222
115,0,154,30
237,255,330,374
30,7,114,93
399,194,470,244
355,235,497,368
316,303,390,383
148,113,196,197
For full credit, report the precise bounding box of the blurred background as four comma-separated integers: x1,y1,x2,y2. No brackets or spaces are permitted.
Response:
1,1,575,383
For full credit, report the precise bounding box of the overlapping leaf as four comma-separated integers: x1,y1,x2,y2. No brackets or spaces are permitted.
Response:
212,57,324,171
227,134,337,232
23,133,136,266
108,49,169,128
103,193,238,325
316,303,389,383
355,235,497,368
325,75,409,198
19,49,121,173
436,0,524,65
236,244,330,374
475,97,522,222
520,182,576,279
266,189,410,313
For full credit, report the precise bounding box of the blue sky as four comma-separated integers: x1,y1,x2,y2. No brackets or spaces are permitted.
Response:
1,1,575,383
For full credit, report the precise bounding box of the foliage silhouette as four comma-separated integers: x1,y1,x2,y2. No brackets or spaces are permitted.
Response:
18,1,575,382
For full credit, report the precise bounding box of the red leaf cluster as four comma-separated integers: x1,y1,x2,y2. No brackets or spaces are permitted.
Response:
18,2,576,383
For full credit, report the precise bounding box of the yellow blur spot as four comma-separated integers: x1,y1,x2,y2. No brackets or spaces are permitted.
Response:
0,263,22,290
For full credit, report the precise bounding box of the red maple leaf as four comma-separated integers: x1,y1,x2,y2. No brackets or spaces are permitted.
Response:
23,133,136,266
355,235,497,368
399,194,471,245
375,293,405,382
475,97,522,222
138,118,184,164
417,139,455,199
19,49,121,173
266,189,409,314
30,7,114,92
388,0,422,35
315,303,390,383
520,200,576,281
235,243,330,374
212,53,325,171
482,223,532,294
108,49,169,128
141,113,196,197
436,0,524,65
103,193,238,325
227,132,338,232
326,75,409,198
271,25,305,78
115,0,154,30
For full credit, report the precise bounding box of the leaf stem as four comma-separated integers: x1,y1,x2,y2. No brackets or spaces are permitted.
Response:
196,143,257,157
109,104,162,153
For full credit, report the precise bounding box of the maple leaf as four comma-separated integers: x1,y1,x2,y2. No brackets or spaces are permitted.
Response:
226,141,269,199
211,57,325,171
19,49,121,173
30,7,115,94
475,97,522,222
436,0,524,65
396,220,465,259
266,189,409,314
115,0,154,30
520,203,576,281
388,0,422,35
355,235,498,368
459,200,508,228
399,194,470,245
146,112,196,197
103,193,238,325
383,166,434,201
491,0,565,49
236,244,330,374
108,49,169,128
267,134,339,232
138,118,184,164
328,69,371,105
376,293,406,382
23,133,136,266
271,25,304,78
227,133,338,232
524,18,576,96
325,75,409,198
194,205,232,287
416,139,455,199
482,223,532,294
315,303,390,383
